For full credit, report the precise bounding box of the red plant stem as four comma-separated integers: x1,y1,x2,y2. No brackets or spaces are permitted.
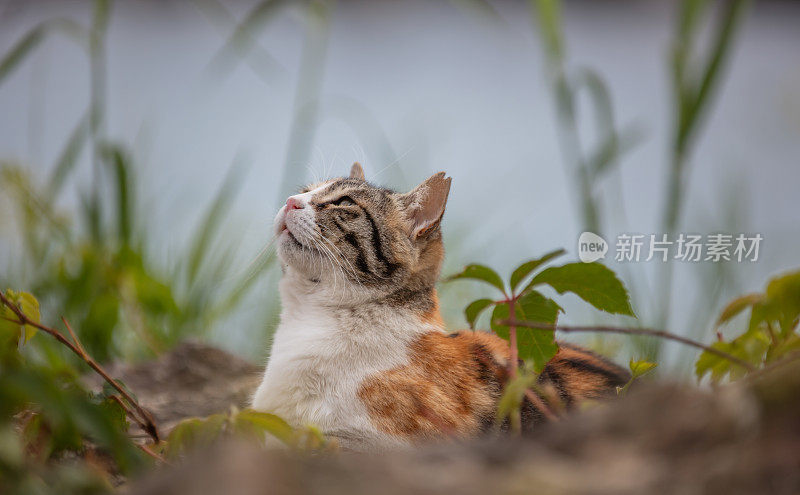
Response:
505,297,518,379
61,316,87,356
504,296,524,432
499,319,756,372
0,292,161,443
509,327,518,379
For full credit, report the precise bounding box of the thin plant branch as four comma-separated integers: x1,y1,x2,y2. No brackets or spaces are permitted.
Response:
508,321,519,378
60,315,87,356
0,291,161,443
498,319,756,372
137,443,168,464
109,394,155,441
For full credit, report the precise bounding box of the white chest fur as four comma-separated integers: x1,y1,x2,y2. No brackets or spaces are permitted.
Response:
251,272,437,449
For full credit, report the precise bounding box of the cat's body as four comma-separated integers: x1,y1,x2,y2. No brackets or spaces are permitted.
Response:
252,270,440,448
252,164,629,450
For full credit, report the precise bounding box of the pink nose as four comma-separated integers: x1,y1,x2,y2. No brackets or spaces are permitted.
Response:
286,197,303,210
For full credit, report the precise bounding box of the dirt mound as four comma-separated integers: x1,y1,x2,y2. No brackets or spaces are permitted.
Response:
85,340,262,431
116,342,799,494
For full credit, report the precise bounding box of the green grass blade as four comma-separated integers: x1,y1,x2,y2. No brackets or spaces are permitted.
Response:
684,0,749,144
185,158,247,286
209,250,276,322
0,26,46,85
102,145,133,245
193,0,286,83
48,112,91,198
448,0,508,27
206,0,290,79
0,19,87,87
532,0,564,64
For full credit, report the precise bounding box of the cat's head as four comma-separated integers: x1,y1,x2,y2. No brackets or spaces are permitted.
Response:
274,163,451,301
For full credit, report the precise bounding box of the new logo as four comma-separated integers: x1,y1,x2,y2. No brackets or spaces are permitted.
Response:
578,232,608,263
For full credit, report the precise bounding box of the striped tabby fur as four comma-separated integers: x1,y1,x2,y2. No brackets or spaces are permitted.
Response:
252,164,629,450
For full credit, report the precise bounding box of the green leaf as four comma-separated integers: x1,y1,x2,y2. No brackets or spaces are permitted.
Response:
166,409,299,458
629,359,657,379
517,288,563,323
298,423,328,450
695,342,737,382
1,295,22,350
101,379,138,404
770,334,800,362
464,299,495,329
446,264,506,295
495,371,537,429
165,414,227,459
16,291,40,343
526,262,635,317
715,293,763,327
616,359,658,396
95,396,129,434
234,409,296,446
491,305,512,341
764,270,800,331
1,290,40,345
0,425,25,469
492,291,560,372
509,249,566,293
695,328,769,382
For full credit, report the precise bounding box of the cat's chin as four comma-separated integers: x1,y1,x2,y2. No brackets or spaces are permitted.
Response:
277,231,303,258
277,231,323,276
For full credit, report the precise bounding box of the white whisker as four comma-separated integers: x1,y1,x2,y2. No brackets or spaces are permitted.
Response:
373,146,415,180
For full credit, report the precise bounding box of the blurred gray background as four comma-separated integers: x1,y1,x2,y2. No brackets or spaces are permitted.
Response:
1,0,798,374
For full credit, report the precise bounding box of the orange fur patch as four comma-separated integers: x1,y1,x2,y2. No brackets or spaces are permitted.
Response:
358,331,501,439
358,332,628,440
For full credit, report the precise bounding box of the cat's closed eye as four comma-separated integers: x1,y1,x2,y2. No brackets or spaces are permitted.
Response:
331,196,356,207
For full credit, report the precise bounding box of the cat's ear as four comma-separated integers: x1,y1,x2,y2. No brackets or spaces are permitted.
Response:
398,172,452,238
349,162,365,180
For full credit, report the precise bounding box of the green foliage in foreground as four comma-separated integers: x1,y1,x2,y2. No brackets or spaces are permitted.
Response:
2,264,797,493
696,269,800,382
0,291,145,494
616,359,658,396
164,408,333,459
448,249,635,371
0,290,315,494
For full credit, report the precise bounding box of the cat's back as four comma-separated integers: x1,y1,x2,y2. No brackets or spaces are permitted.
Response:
358,330,631,439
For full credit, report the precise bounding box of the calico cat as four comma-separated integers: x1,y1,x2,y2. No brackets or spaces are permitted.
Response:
252,164,629,450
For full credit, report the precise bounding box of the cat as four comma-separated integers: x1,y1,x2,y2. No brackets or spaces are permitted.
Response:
252,163,629,450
